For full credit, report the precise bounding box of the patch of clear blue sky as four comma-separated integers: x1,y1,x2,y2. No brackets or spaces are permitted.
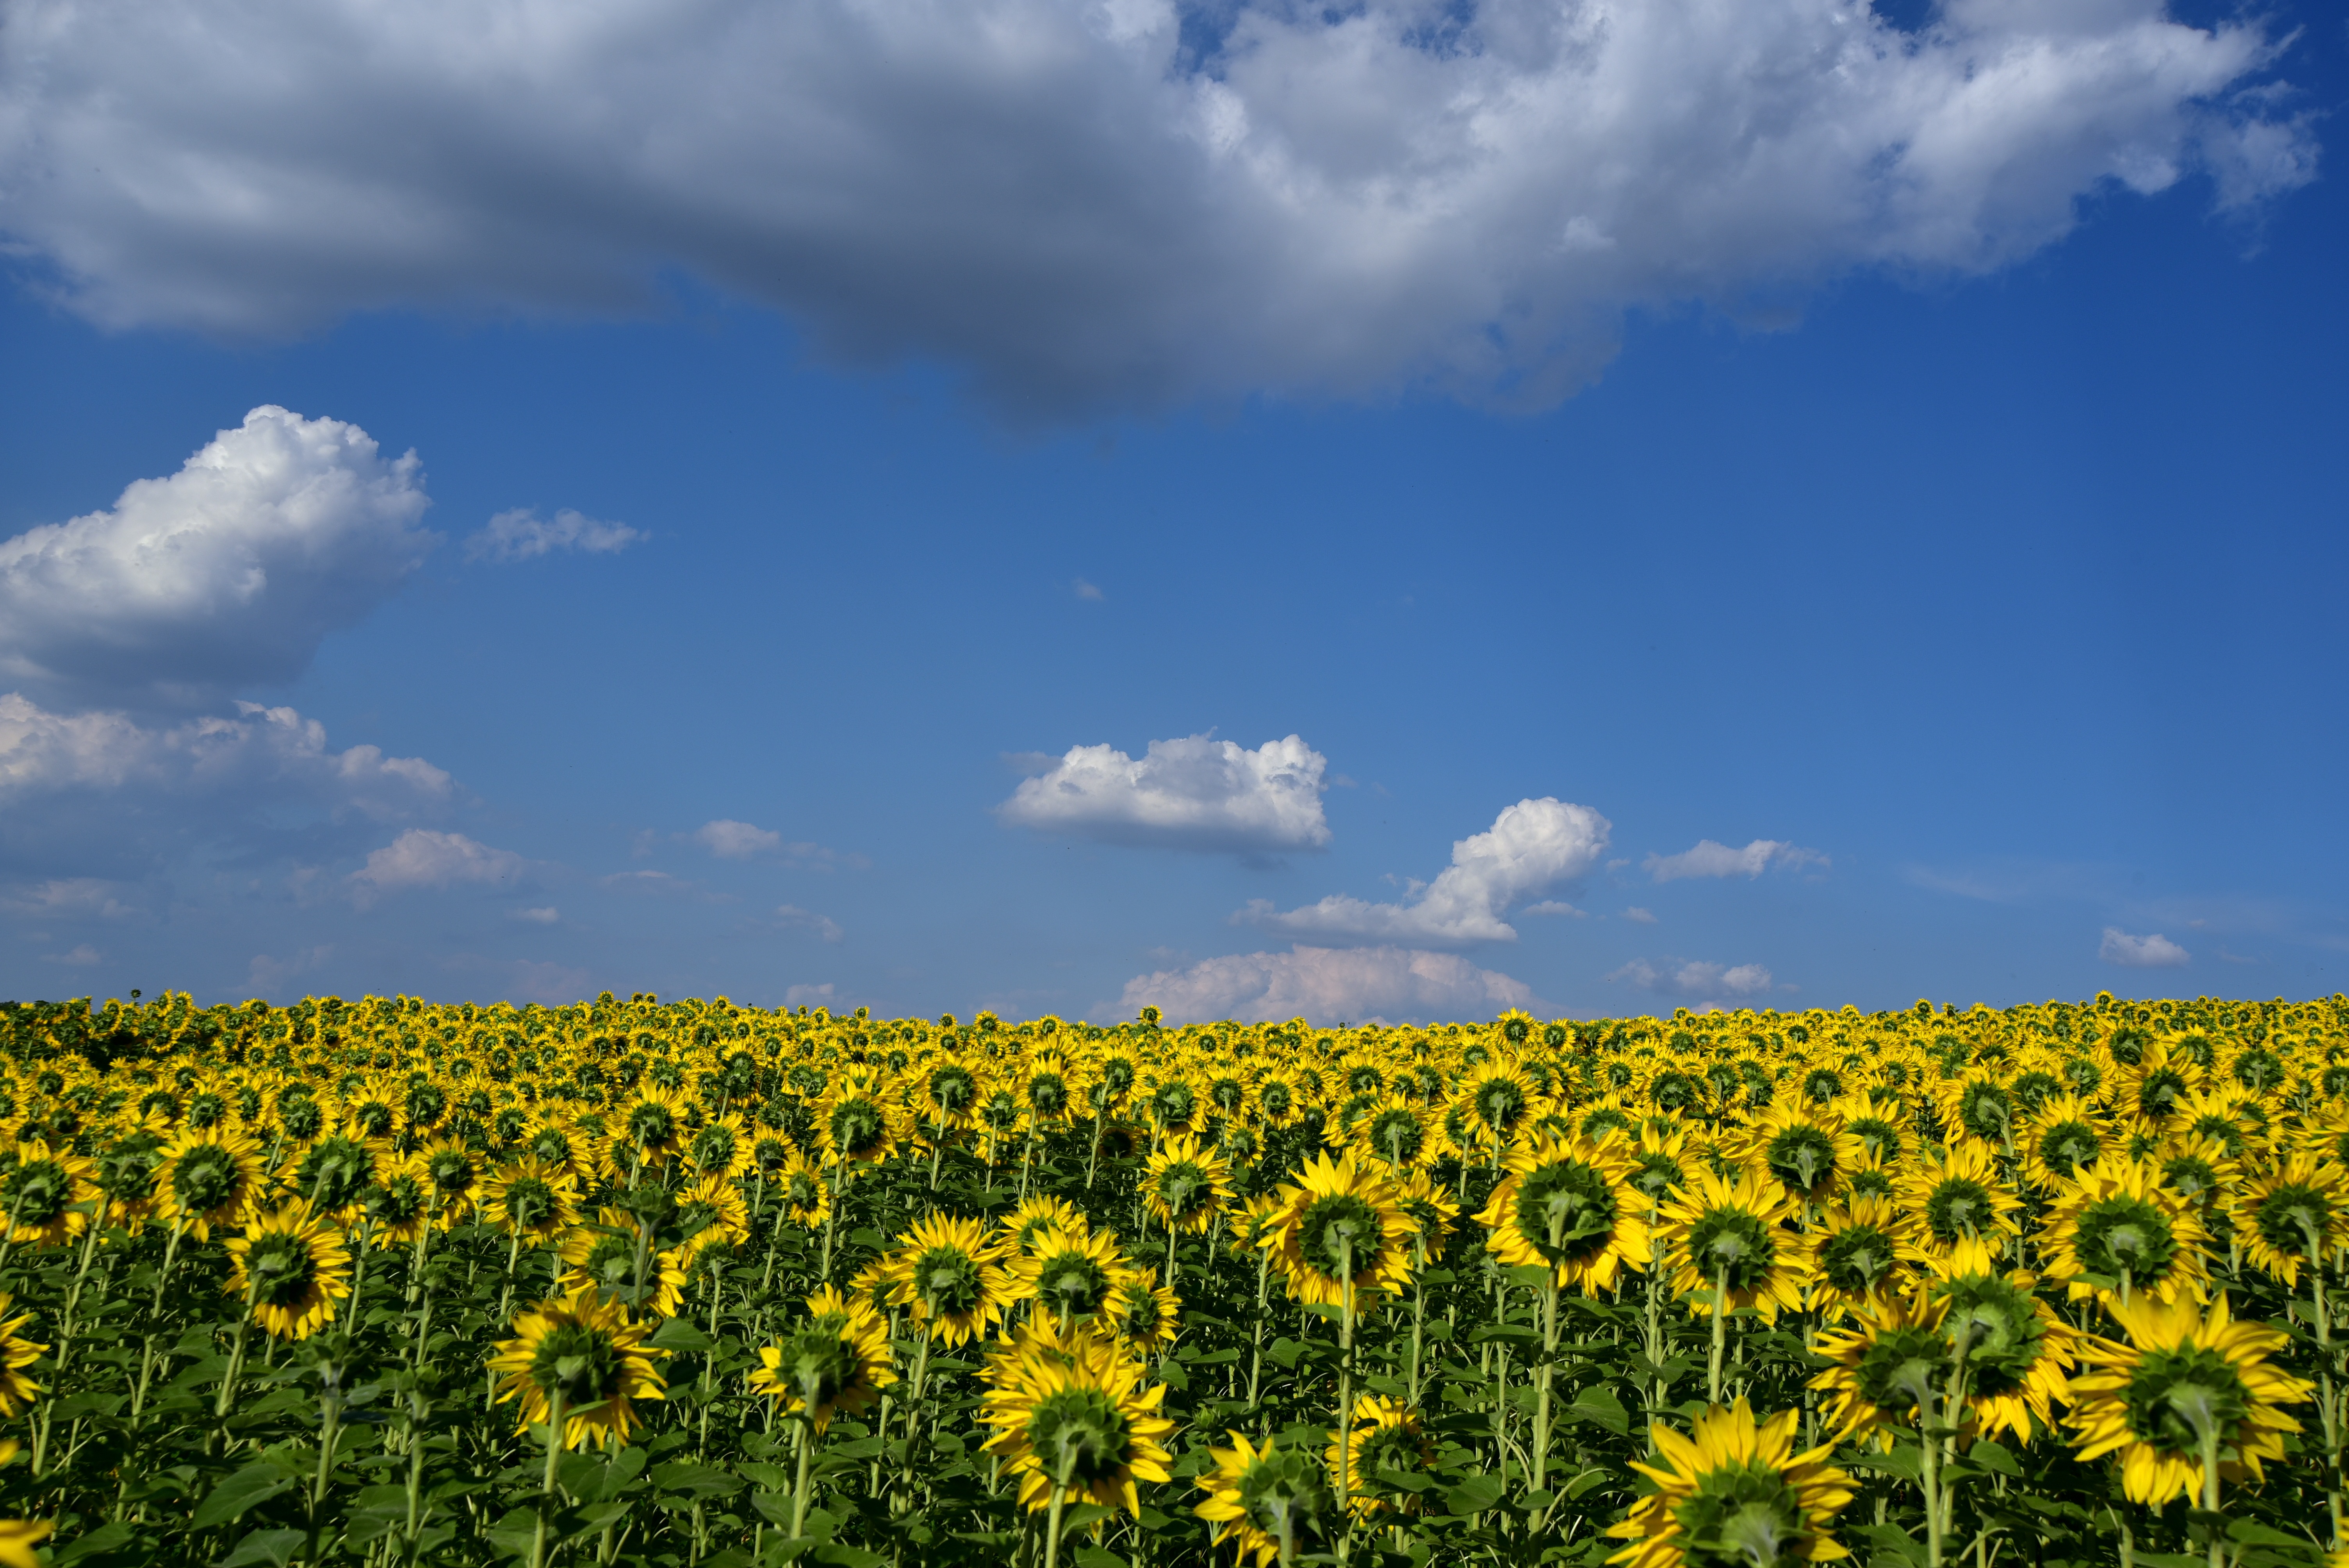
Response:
2,11,2344,1016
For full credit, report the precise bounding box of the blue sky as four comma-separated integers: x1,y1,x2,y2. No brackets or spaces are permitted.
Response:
1,0,2343,1021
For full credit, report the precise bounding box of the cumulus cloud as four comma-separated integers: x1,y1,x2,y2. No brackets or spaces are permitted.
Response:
351,829,523,905
464,508,644,563
694,820,783,859
776,904,846,943
0,407,435,708
2100,927,2190,968
0,0,2310,415
42,943,102,968
1120,944,1543,1025
1644,839,1829,882
509,906,560,924
999,734,1330,854
1240,797,1609,945
1624,906,1658,924
1609,957,1777,1000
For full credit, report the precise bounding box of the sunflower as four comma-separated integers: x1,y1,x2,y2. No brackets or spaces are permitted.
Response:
2067,1292,2312,1506
817,1085,900,1166
290,1128,388,1215
488,1284,669,1449
882,1213,1016,1346
1740,1103,1862,1207
684,1112,754,1182
611,1086,692,1167
1195,1431,1335,1568
358,1160,433,1248
0,1140,98,1249
1325,1396,1433,1517
1800,1194,1916,1320
1142,1133,1233,1237
478,1157,582,1246
2016,1094,2110,1192
980,1325,1175,1520
0,1515,49,1568
1392,1170,1460,1254
749,1284,895,1434
1454,1057,1541,1155
1896,1143,2023,1260
417,1139,485,1220
0,1296,45,1418
558,1210,687,1319
1008,1226,1134,1329
1624,1125,1696,1215
1354,1095,1433,1175
2109,1042,2197,1135
1002,1194,1092,1252
774,1146,831,1228
1263,1151,1416,1313
673,1172,750,1262
2151,1135,2239,1217
1809,1296,1952,1445
2229,1152,2348,1290
1656,1170,1805,1322
1606,1400,1855,1568
1108,1275,1181,1357
96,1126,168,1226
2040,1155,2212,1308
520,1119,589,1182
1918,1237,2078,1447
223,1203,354,1341
1477,1130,1648,1293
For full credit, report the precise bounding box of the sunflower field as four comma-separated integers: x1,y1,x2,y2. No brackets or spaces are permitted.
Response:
0,989,2340,1568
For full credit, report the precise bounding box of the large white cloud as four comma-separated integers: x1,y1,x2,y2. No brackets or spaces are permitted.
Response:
1645,838,1828,882
0,407,436,708
2099,927,2189,968
1240,797,1609,944
1120,944,1543,1024
0,0,2312,414
350,829,524,904
1000,734,1330,853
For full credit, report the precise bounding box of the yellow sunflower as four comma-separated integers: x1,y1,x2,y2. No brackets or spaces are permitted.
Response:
1476,1130,1648,1293
1895,1143,2024,1260
2016,1094,2110,1192
980,1326,1175,1521
773,1146,831,1228
1007,1226,1134,1330
1263,1150,1416,1312
2040,1155,2212,1308
1800,1194,1917,1320
1655,1170,1804,1322
2067,1292,2311,1506
749,1284,895,1434
1739,1102,1862,1207
0,1295,45,1418
1142,1133,1234,1236
558,1210,687,1319
1607,1400,1854,1568
1918,1237,2079,1447
478,1157,582,1247
1324,1396,1433,1517
2229,1152,2347,1290
223,1203,353,1341
1194,1431,1335,1568
882,1213,1016,1346
1107,1275,1181,1357
488,1284,668,1449
0,1140,98,1249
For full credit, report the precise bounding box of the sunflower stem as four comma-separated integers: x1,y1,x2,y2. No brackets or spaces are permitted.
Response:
790,1417,815,1538
1707,1262,1730,1404
532,1385,565,1568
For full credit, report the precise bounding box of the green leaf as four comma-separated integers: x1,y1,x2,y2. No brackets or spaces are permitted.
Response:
739,1461,793,1490
1445,1474,1505,1515
191,1464,298,1530
1563,1385,1629,1436
652,1459,744,1499
1965,1440,2019,1478
52,1522,136,1566
216,1528,308,1568
649,1318,717,1353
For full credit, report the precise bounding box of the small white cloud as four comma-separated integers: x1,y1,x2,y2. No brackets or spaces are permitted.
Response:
999,734,1331,854
1240,797,1610,946
0,407,435,709
1644,839,1829,882
785,982,839,1009
249,944,332,991
464,507,645,563
694,819,783,859
42,943,101,967
510,906,560,924
509,960,595,1004
1073,578,1104,602
1624,906,1657,924
776,903,845,943
351,829,522,905
1609,957,1776,1000
2099,928,2190,969
1120,944,1543,1025
2,878,141,920
1522,900,1587,918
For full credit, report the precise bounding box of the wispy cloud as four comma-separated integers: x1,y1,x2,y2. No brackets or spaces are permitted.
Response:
1608,957,1777,1000
464,507,645,563
1644,838,1827,882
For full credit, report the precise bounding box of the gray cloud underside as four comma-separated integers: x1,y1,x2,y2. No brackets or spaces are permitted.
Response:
0,0,2315,414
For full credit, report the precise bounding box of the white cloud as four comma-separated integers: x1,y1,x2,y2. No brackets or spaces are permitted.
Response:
351,829,523,905
1624,906,1658,924
1073,579,1104,602
776,904,846,943
1644,839,1829,882
999,734,1330,854
0,693,451,816
1,879,141,920
1120,944,1543,1025
510,906,560,924
2099,927,2190,968
1609,957,1777,1000
1240,797,1609,946
464,507,645,563
694,820,783,858
0,0,2307,415
0,407,435,708
1523,900,1586,918
249,945,332,992
42,943,101,967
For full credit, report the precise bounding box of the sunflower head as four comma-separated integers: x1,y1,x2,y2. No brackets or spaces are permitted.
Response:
1267,1151,1415,1310
225,1203,354,1341
883,1214,1013,1346
489,1284,669,1449
1477,1131,1647,1292
750,1285,894,1434
981,1328,1175,1518
1609,1400,1855,1568
1194,1432,1335,1568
